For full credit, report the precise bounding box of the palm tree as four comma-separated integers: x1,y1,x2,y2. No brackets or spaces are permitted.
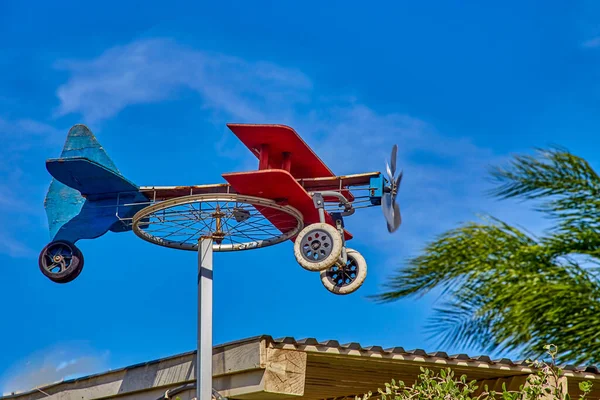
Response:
375,147,600,364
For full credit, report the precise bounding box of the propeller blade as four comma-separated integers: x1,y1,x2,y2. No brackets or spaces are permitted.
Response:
382,193,402,233
383,145,402,233
382,192,393,223
382,193,395,232
391,201,401,232
389,144,398,178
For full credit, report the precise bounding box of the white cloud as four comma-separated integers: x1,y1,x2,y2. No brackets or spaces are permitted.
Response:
55,38,311,123
0,232,34,258
0,342,109,395
56,359,78,371
582,36,600,48
0,117,62,147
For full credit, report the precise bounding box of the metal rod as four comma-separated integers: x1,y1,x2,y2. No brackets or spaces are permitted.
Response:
115,192,120,219
315,191,356,217
317,207,326,224
197,237,213,400
317,190,350,205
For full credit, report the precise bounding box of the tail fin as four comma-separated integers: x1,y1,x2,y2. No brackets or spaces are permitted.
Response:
59,124,119,173
44,125,118,241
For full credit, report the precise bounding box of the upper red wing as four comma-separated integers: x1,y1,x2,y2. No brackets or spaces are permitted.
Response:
227,124,334,179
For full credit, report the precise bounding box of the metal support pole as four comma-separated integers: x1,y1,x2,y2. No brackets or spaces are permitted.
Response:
197,237,213,400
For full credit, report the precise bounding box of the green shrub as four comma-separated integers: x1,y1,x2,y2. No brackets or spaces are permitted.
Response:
357,345,593,400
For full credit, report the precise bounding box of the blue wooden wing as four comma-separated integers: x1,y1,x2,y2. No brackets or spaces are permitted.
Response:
46,157,138,196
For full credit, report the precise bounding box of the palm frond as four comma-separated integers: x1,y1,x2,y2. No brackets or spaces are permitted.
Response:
373,218,536,303
376,147,600,364
488,147,600,201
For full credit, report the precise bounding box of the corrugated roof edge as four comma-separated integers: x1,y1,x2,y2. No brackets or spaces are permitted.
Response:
267,336,600,376
3,335,599,399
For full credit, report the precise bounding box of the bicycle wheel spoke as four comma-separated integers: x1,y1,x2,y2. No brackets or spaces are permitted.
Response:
132,194,303,251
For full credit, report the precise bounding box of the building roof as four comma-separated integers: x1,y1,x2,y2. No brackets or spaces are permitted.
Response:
271,335,600,374
3,335,600,400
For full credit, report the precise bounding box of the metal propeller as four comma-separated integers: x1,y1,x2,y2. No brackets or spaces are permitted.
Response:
382,144,402,233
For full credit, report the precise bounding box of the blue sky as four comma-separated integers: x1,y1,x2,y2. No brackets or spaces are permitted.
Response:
2,0,600,394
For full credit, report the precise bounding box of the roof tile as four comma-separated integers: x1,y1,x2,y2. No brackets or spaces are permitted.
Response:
266,337,598,375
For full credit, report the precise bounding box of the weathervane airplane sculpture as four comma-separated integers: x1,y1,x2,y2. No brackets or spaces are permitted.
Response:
39,123,402,295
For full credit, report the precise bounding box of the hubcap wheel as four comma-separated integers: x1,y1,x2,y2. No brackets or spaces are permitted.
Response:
300,229,334,262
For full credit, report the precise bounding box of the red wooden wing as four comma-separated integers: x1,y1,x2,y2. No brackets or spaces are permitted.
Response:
223,169,353,241
227,124,334,179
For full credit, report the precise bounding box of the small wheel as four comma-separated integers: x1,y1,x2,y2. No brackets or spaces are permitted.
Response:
294,223,343,271
38,240,84,284
320,248,367,295
52,261,84,284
